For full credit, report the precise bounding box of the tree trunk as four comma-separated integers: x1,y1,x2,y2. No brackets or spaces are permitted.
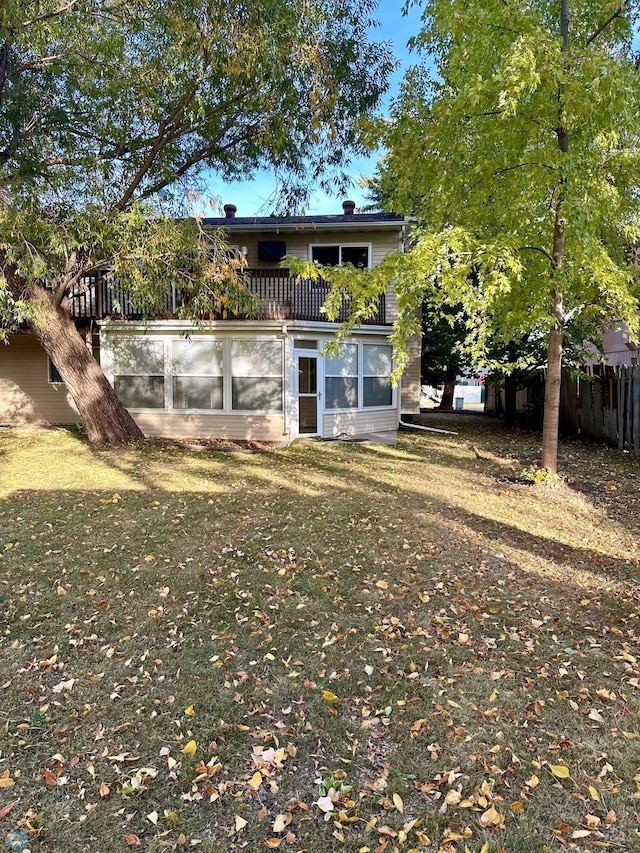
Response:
440,363,458,408
504,373,518,428
541,293,564,472
27,286,145,445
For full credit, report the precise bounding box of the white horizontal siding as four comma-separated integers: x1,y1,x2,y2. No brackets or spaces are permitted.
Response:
0,335,79,425
322,408,397,437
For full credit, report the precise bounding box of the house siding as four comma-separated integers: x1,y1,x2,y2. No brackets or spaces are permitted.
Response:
129,412,286,441
401,332,422,414
0,334,79,425
235,229,401,322
322,408,397,437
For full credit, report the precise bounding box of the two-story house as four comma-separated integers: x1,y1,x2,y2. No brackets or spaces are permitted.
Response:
0,202,421,442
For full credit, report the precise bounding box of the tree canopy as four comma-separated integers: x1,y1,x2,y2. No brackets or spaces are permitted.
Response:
350,0,640,471
0,0,394,443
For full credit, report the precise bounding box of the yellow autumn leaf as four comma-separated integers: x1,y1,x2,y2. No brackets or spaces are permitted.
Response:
181,740,197,756
249,771,263,789
184,705,195,717
415,832,431,846
572,830,592,839
234,815,248,832
392,793,404,814
321,689,341,704
478,805,504,827
0,778,14,788
588,785,601,802
272,814,287,833
265,838,282,848
550,764,570,779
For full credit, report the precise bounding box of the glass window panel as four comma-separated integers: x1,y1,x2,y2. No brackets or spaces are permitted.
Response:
298,357,317,395
341,245,369,268
363,377,392,407
115,375,164,408
172,340,223,375
311,246,340,266
232,377,282,411
325,376,358,410
363,344,392,376
231,341,282,376
172,376,223,410
293,339,318,349
325,344,357,377
110,338,164,375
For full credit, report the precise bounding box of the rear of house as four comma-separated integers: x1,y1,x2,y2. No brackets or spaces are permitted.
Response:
0,204,421,442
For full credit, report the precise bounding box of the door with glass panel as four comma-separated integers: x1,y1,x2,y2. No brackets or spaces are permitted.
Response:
297,355,320,434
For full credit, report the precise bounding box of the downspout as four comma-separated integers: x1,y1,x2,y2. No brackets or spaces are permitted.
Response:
399,419,458,435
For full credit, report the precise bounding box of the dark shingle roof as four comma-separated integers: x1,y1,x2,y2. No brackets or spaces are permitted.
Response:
202,212,406,229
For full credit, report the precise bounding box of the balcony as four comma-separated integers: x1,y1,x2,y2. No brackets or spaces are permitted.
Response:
68,269,388,325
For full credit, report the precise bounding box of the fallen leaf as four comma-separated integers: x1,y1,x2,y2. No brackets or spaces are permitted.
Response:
99,781,111,797
315,795,335,813
123,835,141,847
550,764,570,779
0,802,15,820
273,814,287,833
322,689,341,704
265,838,282,848
147,810,159,825
478,805,504,827
181,740,197,756
0,777,14,788
392,793,404,814
250,771,263,789
234,815,248,832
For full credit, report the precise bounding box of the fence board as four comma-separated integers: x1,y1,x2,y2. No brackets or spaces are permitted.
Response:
561,365,640,453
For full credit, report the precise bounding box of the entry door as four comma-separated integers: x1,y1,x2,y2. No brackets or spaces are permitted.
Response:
298,355,320,434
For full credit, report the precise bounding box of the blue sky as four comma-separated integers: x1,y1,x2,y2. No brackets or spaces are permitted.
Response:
204,1,424,217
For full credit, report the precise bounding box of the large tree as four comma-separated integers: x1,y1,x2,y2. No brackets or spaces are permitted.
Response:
0,0,393,443
349,0,640,472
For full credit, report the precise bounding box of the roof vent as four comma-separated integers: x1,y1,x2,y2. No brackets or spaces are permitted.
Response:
223,204,237,219
342,200,356,216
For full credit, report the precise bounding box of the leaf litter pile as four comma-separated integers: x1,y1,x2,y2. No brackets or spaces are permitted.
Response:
0,419,638,853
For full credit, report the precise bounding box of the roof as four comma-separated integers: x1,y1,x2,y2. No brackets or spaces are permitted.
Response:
202,212,408,233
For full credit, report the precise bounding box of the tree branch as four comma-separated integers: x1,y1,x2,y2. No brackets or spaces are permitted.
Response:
22,0,83,28
585,2,627,47
519,245,554,264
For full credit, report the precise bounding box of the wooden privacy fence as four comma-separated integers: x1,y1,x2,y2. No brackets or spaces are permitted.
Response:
560,365,640,452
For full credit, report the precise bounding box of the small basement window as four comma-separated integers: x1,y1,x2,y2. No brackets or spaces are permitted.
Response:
48,359,64,384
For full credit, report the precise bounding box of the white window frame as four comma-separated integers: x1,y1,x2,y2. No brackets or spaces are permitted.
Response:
308,243,372,269
105,334,284,415
322,340,395,413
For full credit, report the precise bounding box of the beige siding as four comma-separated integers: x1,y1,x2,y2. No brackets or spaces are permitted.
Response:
236,228,401,324
322,408,397,437
131,412,286,441
401,331,422,414
236,228,401,270
0,335,79,425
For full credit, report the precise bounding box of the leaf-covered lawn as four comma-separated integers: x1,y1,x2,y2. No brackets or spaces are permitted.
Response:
0,419,638,853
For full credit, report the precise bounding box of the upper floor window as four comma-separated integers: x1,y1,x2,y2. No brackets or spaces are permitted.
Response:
310,244,370,269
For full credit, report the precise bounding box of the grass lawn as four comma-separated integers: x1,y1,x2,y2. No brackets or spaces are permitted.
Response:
0,418,639,853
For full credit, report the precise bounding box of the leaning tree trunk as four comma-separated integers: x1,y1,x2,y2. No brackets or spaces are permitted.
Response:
28,285,145,445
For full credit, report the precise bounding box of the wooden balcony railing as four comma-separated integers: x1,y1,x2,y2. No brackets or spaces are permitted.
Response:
68,269,388,325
